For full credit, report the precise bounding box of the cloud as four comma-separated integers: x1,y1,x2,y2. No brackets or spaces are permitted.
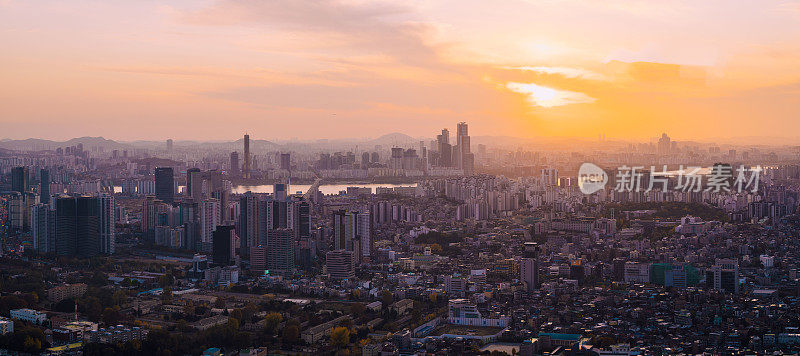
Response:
507,66,608,81
505,82,596,107
180,0,444,69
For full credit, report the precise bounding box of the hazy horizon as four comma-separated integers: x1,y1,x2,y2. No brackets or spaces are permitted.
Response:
4,132,800,148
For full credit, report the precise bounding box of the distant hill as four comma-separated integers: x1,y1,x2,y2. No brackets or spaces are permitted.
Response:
367,132,418,147
0,136,131,151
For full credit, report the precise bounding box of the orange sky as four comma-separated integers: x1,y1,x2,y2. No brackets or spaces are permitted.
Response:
2,0,800,143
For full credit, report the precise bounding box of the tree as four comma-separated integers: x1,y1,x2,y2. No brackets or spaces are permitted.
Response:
282,324,300,345
381,290,393,307
160,288,173,304
330,326,350,348
350,303,365,318
102,307,122,326
263,312,282,335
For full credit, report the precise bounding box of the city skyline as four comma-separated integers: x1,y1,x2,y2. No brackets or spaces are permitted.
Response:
3,1,800,142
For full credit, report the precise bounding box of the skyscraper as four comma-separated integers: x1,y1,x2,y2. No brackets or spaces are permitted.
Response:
238,192,260,254
456,122,473,174
166,139,173,151
229,152,240,177
55,196,100,257
154,167,174,203
326,250,355,280
333,210,346,251
186,168,203,201
520,242,540,291
707,259,739,294
267,228,295,275
11,166,29,193
280,153,291,171
344,211,372,264
199,199,220,252
97,194,115,254
40,169,50,205
141,196,166,244
212,225,237,266
31,203,55,253
273,183,289,202
437,129,452,167
243,133,251,179
292,201,311,240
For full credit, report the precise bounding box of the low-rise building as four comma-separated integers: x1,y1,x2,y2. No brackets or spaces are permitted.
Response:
447,299,509,327
10,308,47,324
47,283,87,304
0,317,13,335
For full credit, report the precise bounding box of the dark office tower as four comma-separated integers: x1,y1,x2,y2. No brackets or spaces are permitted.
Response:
166,139,173,151
212,225,237,266
280,153,291,171
154,167,174,204
439,128,450,145
318,153,331,170
40,169,50,205
370,152,379,163
520,242,540,291
333,210,346,251
229,152,240,177
55,196,100,258
439,143,452,167
186,168,203,200
11,166,29,193
267,228,295,275
361,152,370,168
243,133,251,179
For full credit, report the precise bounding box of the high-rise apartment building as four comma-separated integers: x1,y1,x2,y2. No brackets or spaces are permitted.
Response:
199,199,220,252
267,228,295,275
344,211,372,264
31,203,55,253
243,134,250,179
238,192,260,254
97,194,115,254
520,242,540,291
326,250,355,280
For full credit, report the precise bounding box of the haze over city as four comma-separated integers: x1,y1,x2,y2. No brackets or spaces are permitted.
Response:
4,0,800,142
4,1,800,356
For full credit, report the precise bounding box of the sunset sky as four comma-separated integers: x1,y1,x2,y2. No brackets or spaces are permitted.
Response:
2,0,800,142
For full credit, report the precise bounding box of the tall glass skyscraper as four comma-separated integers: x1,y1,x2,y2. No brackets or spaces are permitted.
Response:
154,167,174,203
